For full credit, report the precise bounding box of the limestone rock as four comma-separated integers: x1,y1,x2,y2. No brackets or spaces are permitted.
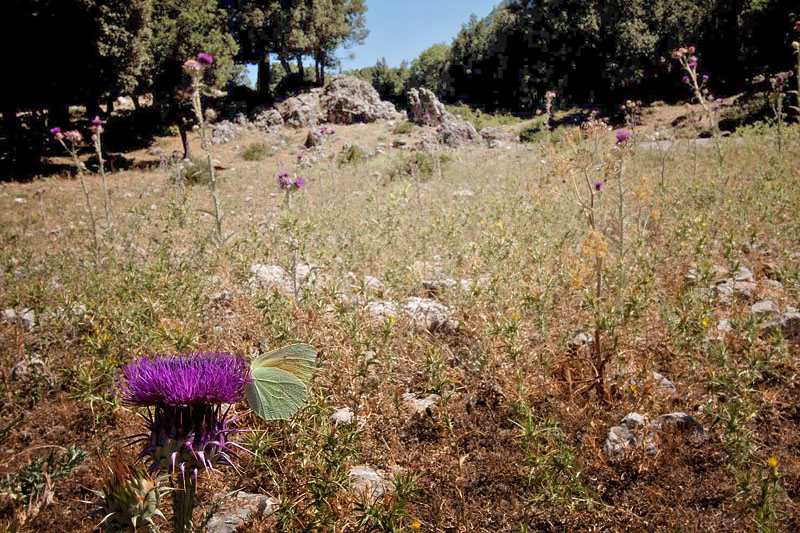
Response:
321,75,405,124
365,300,399,322
349,466,390,499
253,108,284,131
205,491,277,533
760,312,800,340
331,407,355,426
276,89,324,128
407,87,448,124
402,392,440,414
403,297,458,331
752,299,779,316
1,308,36,330
10,355,55,389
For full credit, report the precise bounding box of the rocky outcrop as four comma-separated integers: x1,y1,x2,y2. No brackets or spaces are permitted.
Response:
321,75,405,124
276,89,325,128
407,87,448,124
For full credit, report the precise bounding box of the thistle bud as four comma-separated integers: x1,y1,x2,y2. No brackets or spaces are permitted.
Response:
92,459,167,532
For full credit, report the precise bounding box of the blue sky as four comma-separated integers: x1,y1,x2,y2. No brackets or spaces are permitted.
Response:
245,0,501,85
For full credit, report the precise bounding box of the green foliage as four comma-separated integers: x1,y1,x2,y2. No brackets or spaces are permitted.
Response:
447,103,522,130
518,118,568,144
408,43,451,92
391,122,415,135
241,141,271,161
355,472,420,531
0,446,87,504
388,151,450,181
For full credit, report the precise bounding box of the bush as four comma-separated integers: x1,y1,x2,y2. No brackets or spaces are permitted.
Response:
337,143,372,166
392,122,415,135
388,151,451,181
519,118,567,144
170,156,214,186
447,103,522,130
241,142,271,161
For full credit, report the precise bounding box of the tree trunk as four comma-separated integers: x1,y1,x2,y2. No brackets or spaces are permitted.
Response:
179,123,191,159
105,95,115,116
257,56,272,101
131,94,141,113
320,61,325,87
296,56,304,79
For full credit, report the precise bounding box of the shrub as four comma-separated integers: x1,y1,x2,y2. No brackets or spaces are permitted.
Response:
388,151,450,181
392,122,415,135
241,142,271,161
519,118,568,143
447,103,522,130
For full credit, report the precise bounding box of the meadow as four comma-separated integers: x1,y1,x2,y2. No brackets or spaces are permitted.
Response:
1,105,799,531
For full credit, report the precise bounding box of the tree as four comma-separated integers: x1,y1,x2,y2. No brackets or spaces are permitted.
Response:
147,0,239,157
408,43,450,93
304,0,368,85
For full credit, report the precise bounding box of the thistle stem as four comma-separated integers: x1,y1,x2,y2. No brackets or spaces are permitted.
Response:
64,141,99,254
172,473,196,533
93,133,112,230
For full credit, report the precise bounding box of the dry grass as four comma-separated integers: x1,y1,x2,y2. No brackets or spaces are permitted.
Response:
1,110,799,532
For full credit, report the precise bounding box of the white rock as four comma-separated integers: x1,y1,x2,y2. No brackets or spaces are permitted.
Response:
752,299,779,316
403,297,458,331
205,491,277,533
331,407,355,425
349,466,390,499
402,393,440,414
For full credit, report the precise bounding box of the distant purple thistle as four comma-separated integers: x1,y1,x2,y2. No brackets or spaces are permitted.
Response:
92,117,104,126
277,170,293,189
294,176,306,188
423,113,431,122
197,52,214,66
702,74,709,81
682,75,690,84
594,181,602,191
297,152,303,160
616,130,632,143
64,130,83,144
50,127,64,140
688,62,698,69
117,352,250,407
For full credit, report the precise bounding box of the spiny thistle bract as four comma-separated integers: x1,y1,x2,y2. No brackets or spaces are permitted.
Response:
92,459,167,533
117,352,251,479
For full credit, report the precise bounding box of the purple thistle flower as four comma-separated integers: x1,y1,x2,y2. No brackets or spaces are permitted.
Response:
50,127,64,140
294,176,306,188
297,152,303,160
197,52,214,66
117,352,249,407
594,181,602,191
92,117,104,126
616,130,632,143
682,75,690,84
117,352,251,477
64,130,83,144
688,62,698,69
277,170,293,189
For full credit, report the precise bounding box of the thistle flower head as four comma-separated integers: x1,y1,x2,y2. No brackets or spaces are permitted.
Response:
277,170,294,189
183,59,203,78
197,52,214,66
50,127,64,140
64,130,83,144
118,352,251,478
294,176,306,188
616,130,632,143
594,181,602,191
91,116,104,135
118,352,249,407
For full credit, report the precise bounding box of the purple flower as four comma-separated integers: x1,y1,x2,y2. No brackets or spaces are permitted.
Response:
594,181,602,191
64,130,83,144
294,176,306,188
183,59,203,77
688,62,698,69
423,113,431,122
277,170,293,189
91,116,104,134
117,352,251,477
616,130,632,143
682,75,690,84
702,74,709,81
92,117,104,126
197,52,214,66
117,352,250,407
297,153,303,160
50,127,64,140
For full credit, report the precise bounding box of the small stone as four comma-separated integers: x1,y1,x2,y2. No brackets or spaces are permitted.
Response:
760,312,800,340
402,393,440,414
349,466,390,499
205,491,277,533
651,371,676,393
621,412,646,429
569,330,593,347
752,299,779,316
211,290,231,305
717,319,733,333
422,278,457,295
451,189,475,198
403,297,458,331
331,407,355,425
1,308,36,330
658,412,706,441
365,300,399,322
762,279,783,290
733,266,754,282
10,355,55,388
363,275,385,293
14,197,26,204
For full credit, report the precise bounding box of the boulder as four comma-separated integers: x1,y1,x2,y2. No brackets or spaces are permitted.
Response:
276,89,325,128
407,87,448,124
206,492,277,533
321,75,405,124
253,108,284,131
